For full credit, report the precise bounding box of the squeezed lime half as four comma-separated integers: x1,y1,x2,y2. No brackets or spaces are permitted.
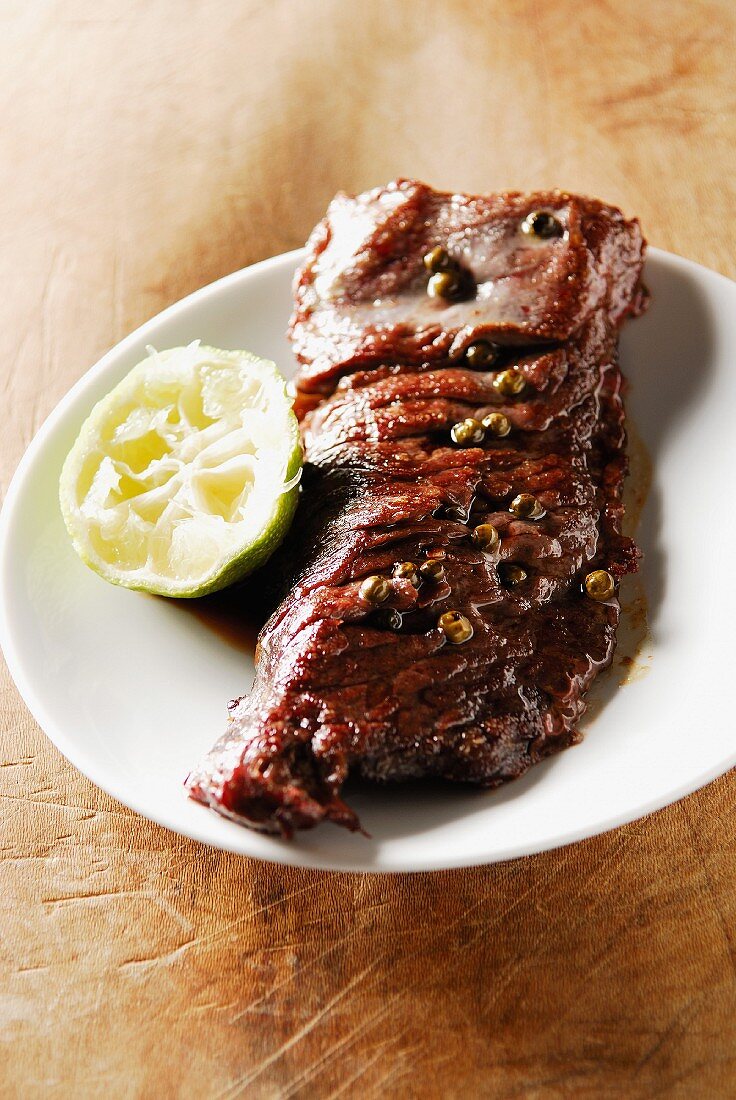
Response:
59,342,302,597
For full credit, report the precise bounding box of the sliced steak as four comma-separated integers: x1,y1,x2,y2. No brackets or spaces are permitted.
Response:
186,182,646,836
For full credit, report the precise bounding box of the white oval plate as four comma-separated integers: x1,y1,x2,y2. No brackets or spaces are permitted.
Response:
1,249,734,872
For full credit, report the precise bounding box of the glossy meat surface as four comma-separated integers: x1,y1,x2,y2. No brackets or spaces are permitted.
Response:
186,182,646,836
290,179,646,393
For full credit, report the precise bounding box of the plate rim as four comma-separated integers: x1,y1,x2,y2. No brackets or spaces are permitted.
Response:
1,246,735,873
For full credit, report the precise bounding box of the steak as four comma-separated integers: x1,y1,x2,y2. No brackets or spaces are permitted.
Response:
186,181,647,836
290,179,646,393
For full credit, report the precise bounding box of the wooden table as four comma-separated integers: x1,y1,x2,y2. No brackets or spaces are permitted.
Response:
2,2,735,1095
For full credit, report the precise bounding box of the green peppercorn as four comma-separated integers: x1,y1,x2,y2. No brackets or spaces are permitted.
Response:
443,505,469,522
360,575,391,605
499,562,528,588
428,270,463,300
521,210,564,239
423,246,453,273
465,341,500,369
451,418,485,446
392,561,420,587
374,608,403,631
438,610,474,644
471,523,500,551
584,569,616,602
481,412,511,438
420,558,445,582
493,368,526,397
509,493,546,520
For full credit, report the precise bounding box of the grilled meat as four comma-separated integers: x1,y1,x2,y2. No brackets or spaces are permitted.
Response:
290,179,646,393
186,181,646,836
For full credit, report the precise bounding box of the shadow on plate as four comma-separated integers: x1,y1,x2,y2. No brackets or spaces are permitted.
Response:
584,256,718,725
338,757,559,849
621,255,717,629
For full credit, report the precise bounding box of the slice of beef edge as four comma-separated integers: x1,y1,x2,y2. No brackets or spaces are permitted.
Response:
186,185,646,837
289,178,647,396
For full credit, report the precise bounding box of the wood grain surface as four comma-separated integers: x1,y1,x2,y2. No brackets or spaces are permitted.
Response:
2,2,735,1096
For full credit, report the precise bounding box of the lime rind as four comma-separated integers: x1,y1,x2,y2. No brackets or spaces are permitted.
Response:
59,343,303,598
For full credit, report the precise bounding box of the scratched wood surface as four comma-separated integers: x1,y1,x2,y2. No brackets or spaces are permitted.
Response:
2,2,735,1096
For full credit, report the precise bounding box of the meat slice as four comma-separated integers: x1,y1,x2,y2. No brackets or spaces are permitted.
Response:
290,179,646,394
186,182,646,837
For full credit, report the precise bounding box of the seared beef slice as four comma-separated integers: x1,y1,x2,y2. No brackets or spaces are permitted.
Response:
186,181,646,836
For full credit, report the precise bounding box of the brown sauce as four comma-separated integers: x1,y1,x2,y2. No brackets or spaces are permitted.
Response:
175,585,265,655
